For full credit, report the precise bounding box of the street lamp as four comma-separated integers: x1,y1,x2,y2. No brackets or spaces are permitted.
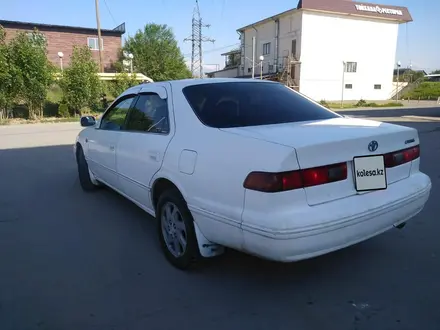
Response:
127,53,134,73
57,51,64,71
259,55,264,80
396,60,402,101
341,61,346,108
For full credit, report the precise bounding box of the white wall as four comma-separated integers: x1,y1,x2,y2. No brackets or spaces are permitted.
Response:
211,67,239,78
299,11,399,101
241,12,302,77
278,12,302,81
242,21,274,76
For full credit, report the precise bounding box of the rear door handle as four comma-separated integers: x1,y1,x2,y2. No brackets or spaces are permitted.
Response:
109,145,115,151
148,151,160,161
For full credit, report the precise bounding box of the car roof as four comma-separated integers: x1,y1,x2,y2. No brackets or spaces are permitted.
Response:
168,78,277,87
132,78,274,90
120,78,278,99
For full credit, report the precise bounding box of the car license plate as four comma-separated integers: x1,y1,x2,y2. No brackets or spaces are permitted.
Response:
353,155,387,192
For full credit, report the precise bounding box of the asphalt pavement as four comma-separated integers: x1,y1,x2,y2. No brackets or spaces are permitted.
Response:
1,108,440,330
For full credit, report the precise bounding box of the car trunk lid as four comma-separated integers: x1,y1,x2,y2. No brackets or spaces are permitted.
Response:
221,117,419,205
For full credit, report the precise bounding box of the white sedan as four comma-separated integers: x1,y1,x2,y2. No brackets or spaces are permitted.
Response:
74,78,431,270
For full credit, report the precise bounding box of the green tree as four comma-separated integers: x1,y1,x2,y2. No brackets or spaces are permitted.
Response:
59,46,101,115
0,26,14,120
108,72,138,98
123,23,192,81
8,28,54,119
226,50,240,68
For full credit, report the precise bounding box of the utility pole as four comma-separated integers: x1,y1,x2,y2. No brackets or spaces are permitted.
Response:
184,0,215,78
396,61,401,101
251,36,256,79
95,0,104,72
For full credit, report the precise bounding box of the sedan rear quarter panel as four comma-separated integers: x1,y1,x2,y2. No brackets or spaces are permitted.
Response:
151,87,301,248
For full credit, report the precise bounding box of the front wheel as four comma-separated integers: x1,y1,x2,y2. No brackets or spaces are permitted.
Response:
157,189,201,270
76,145,100,192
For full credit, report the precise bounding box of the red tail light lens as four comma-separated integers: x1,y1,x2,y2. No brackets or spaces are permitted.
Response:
384,145,420,168
243,162,347,193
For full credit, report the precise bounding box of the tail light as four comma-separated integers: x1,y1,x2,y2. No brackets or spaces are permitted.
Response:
243,162,347,193
384,145,420,168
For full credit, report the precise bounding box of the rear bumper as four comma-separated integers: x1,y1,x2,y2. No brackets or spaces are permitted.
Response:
241,172,431,262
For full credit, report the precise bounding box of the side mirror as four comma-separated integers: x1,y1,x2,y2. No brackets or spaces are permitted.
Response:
80,116,96,127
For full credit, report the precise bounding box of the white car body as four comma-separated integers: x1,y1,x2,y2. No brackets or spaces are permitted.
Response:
75,78,431,263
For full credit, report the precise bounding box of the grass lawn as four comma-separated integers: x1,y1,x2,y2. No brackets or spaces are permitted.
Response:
323,101,404,109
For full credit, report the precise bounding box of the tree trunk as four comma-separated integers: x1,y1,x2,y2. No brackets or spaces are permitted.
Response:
28,105,37,120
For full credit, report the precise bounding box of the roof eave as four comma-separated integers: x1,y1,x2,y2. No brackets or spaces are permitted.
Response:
303,8,412,23
236,8,299,32
0,20,126,36
220,49,241,56
209,65,239,74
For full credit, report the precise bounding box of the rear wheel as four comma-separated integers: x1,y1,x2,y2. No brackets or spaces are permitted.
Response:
76,145,100,192
157,189,200,270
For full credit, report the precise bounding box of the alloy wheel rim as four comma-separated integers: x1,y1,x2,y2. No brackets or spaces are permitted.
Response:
160,202,187,258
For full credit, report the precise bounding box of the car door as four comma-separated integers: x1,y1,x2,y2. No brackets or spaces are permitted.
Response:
87,95,137,190
116,85,174,211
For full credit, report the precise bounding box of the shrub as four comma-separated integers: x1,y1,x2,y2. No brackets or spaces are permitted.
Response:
8,29,54,119
107,72,138,98
58,103,70,117
380,102,403,107
59,46,101,116
43,100,59,117
356,99,367,107
319,100,330,108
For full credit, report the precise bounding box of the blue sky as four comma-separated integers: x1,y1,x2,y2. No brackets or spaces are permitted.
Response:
1,0,439,73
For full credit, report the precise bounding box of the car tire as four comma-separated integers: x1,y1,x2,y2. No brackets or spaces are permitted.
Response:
157,189,201,270
76,145,100,192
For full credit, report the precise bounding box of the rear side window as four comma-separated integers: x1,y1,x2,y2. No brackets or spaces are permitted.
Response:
182,82,340,128
126,93,170,134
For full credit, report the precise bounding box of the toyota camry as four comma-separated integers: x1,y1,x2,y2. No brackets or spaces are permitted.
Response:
74,78,431,270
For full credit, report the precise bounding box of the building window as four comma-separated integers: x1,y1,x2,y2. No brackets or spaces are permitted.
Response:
262,42,271,55
88,37,104,51
291,39,297,59
344,62,357,73
345,84,353,89
374,84,382,90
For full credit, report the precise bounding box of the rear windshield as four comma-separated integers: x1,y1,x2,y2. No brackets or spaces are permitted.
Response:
182,82,340,128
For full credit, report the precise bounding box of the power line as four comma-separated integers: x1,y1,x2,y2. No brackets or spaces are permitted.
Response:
221,0,226,18
183,42,240,57
103,0,118,26
184,0,215,78
183,33,301,58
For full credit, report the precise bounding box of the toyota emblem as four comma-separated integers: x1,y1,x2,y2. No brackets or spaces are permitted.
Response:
368,140,379,152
